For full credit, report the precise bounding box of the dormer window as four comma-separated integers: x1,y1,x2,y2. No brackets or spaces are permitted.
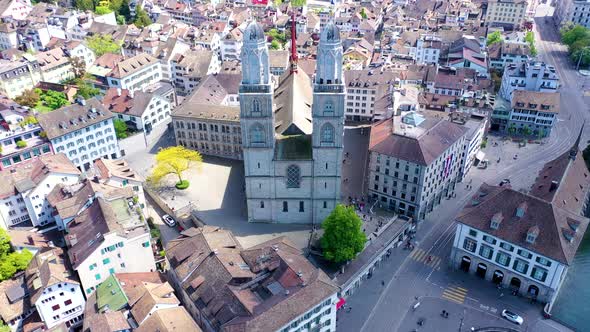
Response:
490,212,503,230
526,225,539,244
515,202,527,218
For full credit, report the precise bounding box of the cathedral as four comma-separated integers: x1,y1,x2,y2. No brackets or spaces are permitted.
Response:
239,19,345,224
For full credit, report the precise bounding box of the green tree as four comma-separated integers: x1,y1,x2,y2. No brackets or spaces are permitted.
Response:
561,25,590,47
148,146,202,189
74,78,101,99
525,31,537,56
360,8,367,19
134,7,152,28
43,90,68,110
0,260,17,280
291,0,306,7
74,0,94,11
86,35,122,57
11,250,33,271
0,229,11,258
0,321,10,332
70,56,87,78
117,0,131,22
15,89,40,108
95,5,112,14
486,31,503,46
320,204,367,263
114,119,128,139
270,40,281,50
268,29,286,44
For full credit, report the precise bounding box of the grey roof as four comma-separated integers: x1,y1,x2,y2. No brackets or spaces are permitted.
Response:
369,117,468,165
37,99,114,140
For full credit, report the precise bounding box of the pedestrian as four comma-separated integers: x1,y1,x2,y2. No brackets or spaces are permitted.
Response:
381,280,385,286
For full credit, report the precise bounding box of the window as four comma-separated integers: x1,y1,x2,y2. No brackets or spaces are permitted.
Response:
95,274,101,280
531,266,548,282
142,241,150,248
482,235,497,245
64,299,72,306
535,256,552,267
252,99,261,114
109,268,115,274
324,101,334,114
249,124,265,144
52,304,60,311
468,229,477,237
479,245,494,259
463,238,477,252
499,242,514,252
283,201,288,212
286,165,301,188
323,201,327,209
260,201,264,208
320,123,335,143
495,251,511,266
513,259,529,274
299,201,304,212
517,249,533,259
103,258,110,265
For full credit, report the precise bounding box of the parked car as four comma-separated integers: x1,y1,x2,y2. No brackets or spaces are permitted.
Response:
499,179,511,186
501,309,524,325
162,214,176,227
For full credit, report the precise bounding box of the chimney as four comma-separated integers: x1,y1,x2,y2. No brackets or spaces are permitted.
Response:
117,88,121,96
550,181,558,192
68,234,78,247
27,235,34,245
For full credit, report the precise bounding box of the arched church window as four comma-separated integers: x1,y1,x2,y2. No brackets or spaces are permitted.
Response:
249,124,265,144
286,165,301,188
252,99,261,114
324,101,333,114
321,123,335,143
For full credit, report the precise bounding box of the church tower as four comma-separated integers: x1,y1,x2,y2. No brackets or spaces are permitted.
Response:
311,22,345,222
240,21,275,222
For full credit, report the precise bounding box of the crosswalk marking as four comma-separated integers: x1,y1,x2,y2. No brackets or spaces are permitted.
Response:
441,286,468,304
409,248,442,269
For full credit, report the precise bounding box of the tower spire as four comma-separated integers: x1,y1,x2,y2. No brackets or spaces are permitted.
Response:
290,10,298,73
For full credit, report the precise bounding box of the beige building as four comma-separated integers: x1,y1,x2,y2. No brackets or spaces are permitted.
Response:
171,74,243,160
485,0,527,29
0,58,41,99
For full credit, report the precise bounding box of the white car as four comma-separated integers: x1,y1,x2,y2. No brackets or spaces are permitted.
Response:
162,214,176,227
501,309,524,325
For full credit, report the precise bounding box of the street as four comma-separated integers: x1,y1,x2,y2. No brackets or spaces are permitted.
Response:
336,4,584,332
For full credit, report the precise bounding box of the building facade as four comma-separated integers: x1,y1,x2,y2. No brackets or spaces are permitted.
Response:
239,21,345,224
368,112,467,220
555,0,590,28
0,124,52,170
485,0,527,30
499,61,559,101
107,53,162,92
0,59,42,99
37,99,121,171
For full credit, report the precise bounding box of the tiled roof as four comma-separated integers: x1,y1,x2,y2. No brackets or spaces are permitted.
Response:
457,183,589,265
102,88,156,118
135,307,201,332
94,158,144,182
273,67,313,136
36,98,114,140
107,53,158,79
511,90,560,113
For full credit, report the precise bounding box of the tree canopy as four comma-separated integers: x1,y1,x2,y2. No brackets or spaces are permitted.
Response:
561,24,590,67
486,31,502,46
320,204,367,263
134,7,153,28
148,146,202,188
86,35,122,57
15,89,40,108
113,119,128,139
291,0,306,7
525,31,537,57
75,78,101,100
0,229,33,282
42,90,69,110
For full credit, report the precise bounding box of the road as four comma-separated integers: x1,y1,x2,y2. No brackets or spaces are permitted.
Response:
337,5,584,332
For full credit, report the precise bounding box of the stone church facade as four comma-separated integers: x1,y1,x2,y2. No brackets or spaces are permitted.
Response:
239,20,345,224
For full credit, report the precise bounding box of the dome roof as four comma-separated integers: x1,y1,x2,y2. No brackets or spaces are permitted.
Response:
244,21,265,42
321,22,340,42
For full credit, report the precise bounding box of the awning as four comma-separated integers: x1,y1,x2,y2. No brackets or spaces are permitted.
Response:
336,298,346,310
476,151,486,161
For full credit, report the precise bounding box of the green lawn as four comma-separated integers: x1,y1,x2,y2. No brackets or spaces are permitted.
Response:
34,101,54,113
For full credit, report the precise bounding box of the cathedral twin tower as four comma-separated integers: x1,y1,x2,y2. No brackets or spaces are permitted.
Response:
239,20,345,224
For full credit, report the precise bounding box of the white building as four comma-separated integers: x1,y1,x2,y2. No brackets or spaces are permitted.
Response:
106,53,162,92
94,158,147,216
0,0,32,21
239,21,345,224
220,27,243,61
0,120,53,171
28,248,86,330
63,41,96,69
0,248,85,331
499,61,560,101
457,115,487,178
368,112,468,220
450,140,590,305
343,69,397,122
555,0,590,28
64,191,156,296
0,154,80,229
18,23,51,52
171,49,220,95
102,84,174,135
414,35,441,65
37,98,121,171
0,22,18,50
0,58,42,99
35,48,74,83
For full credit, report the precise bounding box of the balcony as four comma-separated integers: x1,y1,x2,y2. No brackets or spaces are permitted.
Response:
239,85,270,93
314,84,344,93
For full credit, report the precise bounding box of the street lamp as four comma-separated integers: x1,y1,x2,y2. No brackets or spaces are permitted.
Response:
576,47,590,71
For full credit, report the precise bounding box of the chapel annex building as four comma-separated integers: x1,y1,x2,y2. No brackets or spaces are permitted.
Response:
239,19,345,224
